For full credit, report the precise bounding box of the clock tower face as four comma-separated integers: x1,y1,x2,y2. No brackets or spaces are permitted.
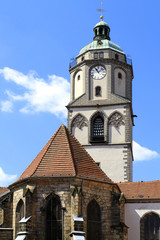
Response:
90,65,106,80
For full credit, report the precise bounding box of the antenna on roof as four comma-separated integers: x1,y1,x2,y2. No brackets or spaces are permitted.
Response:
97,2,106,20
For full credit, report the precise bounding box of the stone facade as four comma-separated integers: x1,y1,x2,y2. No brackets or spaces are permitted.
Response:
0,228,13,240
68,104,133,182
67,44,133,183
0,177,127,240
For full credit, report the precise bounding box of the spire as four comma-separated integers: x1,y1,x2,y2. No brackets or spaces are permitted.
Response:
97,2,104,21
94,2,110,41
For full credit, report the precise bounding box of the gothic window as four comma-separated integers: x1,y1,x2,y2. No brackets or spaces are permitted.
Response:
78,75,80,80
91,114,104,142
95,29,97,36
46,195,62,240
87,200,101,240
140,212,160,240
16,199,24,234
95,86,101,96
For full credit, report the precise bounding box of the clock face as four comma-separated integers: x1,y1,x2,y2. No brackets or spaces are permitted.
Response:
90,65,106,80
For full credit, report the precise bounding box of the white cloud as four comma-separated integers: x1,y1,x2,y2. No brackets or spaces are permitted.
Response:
0,67,70,118
0,167,17,187
133,141,159,161
1,100,13,112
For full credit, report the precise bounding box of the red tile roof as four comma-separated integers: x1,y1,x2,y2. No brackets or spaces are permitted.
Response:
16,125,112,184
0,187,9,196
118,181,160,200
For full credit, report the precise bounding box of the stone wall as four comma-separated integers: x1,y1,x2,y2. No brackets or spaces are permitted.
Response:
10,177,127,240
0,192,13,229
0,228,13,240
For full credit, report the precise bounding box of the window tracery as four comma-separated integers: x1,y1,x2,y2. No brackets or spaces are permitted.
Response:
108,112,124,128
72,114,88,130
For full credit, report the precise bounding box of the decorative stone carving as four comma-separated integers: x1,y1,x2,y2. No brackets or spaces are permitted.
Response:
70,185,82,196
72,114,88,130
109,112,124,128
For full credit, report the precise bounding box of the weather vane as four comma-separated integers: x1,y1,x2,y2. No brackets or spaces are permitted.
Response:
97,2,106,20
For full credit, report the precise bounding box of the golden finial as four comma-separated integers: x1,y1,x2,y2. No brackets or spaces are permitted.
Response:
97,2,105,21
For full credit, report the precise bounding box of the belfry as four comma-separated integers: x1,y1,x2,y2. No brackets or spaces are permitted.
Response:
67,16,134,182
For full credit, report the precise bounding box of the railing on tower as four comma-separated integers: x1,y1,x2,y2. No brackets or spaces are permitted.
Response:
126,54,132,65
69,58,77,68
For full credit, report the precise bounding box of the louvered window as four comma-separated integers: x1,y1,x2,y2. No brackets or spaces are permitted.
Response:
91,116,104,142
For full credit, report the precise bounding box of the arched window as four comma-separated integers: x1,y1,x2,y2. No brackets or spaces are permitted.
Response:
118,72,122,79
16,199,24,234
91,114,104,142
87,200,101,240
95,86,101,96
46,195,62,240
99,27,102,35
140,212,160,240
115,54,119,60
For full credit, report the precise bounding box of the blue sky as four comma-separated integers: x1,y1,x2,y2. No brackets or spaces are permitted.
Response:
0,0,160,186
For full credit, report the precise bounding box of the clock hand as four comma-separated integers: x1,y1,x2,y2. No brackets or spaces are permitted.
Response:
95,67,99,73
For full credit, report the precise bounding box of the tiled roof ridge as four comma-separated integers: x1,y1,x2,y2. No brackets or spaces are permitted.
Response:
31,126,62,177
13,124,113,185
118,180,160,200
65,127,113,183
64,126,77,176
118,180,160,184
17,125,63,182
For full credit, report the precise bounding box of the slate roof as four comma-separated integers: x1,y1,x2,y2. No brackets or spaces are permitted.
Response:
67,92,130,108
16,125,112,184
0,187,9,197
118,181,160,200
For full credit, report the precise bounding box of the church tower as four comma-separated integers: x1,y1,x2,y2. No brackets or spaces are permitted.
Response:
67,17,134,182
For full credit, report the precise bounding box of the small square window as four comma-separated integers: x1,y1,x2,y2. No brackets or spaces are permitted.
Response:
115,54,119,60
81,56,84,61
94,53,98,59
99,52,104,59
118,72,122,79
95,86,101,97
